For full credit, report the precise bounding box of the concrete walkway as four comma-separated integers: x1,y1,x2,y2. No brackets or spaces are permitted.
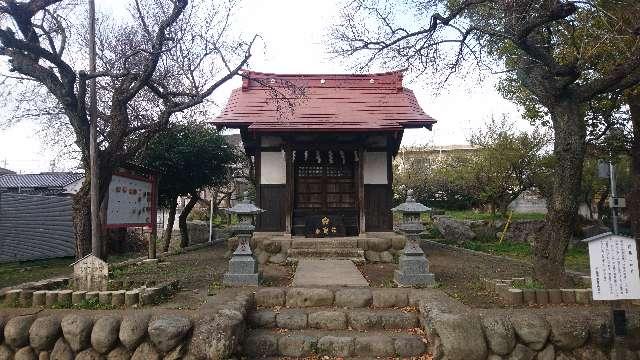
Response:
291,259,369,287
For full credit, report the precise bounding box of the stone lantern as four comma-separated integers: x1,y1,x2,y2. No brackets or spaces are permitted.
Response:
222,191,265,286
392,190,435,286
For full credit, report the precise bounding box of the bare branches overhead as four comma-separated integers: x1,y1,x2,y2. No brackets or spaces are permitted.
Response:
0,0,258,257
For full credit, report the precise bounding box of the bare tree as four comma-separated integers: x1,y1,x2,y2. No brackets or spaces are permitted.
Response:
0,0,256,258
332,0,640,286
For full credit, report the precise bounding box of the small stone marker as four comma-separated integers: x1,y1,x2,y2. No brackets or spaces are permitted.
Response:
58,290,73,306
535,289,549,305
506,288,523,305
125,290,140,307
98,291,112,305
20,290,33,307
33,291,46,306
112,290,126,307
583,232,640,301
72,254,109,291
4,289,20,306
72,291,87,304
548,289,562,304
45,291,58,306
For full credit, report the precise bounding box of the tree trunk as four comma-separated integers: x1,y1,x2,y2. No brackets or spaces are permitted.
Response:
162,197,178,253
71,162,114,259
178,192,199,248
533,100,586,287
627,92,640,262
72,180,92,259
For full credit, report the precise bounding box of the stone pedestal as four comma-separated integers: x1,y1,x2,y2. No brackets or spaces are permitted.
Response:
393,237,435,287
223,234,261,286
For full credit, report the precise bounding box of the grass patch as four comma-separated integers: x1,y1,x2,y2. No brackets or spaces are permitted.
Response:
0,252,144,288
433,238,589,272
457,240,532,260
511,278,544,289
72,298,115,310
0,257,74,288
444,210,546,221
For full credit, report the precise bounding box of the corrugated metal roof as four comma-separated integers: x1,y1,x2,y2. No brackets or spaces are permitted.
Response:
212,70,436,132
0,167,15,175
0,172,84,189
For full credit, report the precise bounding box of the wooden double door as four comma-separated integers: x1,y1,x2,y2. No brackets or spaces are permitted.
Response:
293,162,358,236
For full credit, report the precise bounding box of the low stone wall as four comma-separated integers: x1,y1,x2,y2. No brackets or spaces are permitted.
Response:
254,287,422,308
226,232,406,264
162,222,232,250
0,292,253,360
2,280,180,309
361,232,406,263
418,294,640,360
484,277,594,306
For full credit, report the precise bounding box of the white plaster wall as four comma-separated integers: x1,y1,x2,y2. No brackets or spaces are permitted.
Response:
261,136,283,147
260,151,286,184
363,152,388,184
63,178,85,194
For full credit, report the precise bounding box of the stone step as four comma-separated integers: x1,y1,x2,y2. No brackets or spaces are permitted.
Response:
241,328,428,359
290,237,361,249
248,308,420,331
287,248,365,259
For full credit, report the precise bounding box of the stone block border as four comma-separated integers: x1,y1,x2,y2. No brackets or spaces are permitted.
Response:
0,291,253,360
483,277,594,306
2,280,179,309
255,287,422,309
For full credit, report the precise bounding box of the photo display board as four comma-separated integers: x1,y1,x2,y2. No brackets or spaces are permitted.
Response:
106,174,154,227
586,233,640,300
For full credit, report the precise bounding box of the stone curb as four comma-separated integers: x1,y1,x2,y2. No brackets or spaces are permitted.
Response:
482,278,593,306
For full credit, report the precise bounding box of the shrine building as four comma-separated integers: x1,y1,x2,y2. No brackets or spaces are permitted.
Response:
213,71,436,237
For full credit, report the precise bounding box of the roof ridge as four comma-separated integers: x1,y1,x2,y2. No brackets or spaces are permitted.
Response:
241,70,404,91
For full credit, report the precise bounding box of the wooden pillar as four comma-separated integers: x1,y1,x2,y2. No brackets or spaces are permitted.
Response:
284,146,293,235
357,148,366,236
255,148,261,230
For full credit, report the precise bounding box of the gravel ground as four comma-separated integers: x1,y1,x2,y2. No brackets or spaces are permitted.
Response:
110,242,294,309
360,241,535,308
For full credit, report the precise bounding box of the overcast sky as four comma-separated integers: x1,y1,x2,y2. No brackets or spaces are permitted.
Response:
0,0,524,174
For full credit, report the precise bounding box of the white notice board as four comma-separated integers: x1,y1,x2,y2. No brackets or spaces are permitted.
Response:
106,174,154,226
585,233,640,300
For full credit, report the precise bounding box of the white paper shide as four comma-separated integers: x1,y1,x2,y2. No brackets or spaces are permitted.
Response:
585,233,640,301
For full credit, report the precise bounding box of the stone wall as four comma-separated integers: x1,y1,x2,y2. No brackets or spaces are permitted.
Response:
418,294,640,360
0,292,253,360
432,216,546,245
163,222,231,250
226,232,405,264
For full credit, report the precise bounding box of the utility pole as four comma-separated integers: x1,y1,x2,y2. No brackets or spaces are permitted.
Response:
89,0,101,258
609,159,619,235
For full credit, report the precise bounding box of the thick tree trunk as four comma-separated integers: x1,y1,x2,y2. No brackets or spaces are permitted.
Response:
162,198,178,253
71,162,114,259
72,180,92,259
178,192,199,248
533,100,586,287
627,92,640,262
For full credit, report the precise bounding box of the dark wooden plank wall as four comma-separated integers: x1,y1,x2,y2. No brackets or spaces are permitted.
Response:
257,185,286,231
364,184,393,231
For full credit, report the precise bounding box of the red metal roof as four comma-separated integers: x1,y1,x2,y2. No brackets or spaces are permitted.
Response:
212,70,436,132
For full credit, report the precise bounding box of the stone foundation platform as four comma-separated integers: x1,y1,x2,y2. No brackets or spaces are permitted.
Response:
225,232,407,265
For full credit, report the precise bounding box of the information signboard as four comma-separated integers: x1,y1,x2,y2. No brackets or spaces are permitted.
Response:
106,173,155,227
584,232,640,301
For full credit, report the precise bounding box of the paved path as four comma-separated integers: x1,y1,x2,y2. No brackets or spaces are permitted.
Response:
292,259,369,287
